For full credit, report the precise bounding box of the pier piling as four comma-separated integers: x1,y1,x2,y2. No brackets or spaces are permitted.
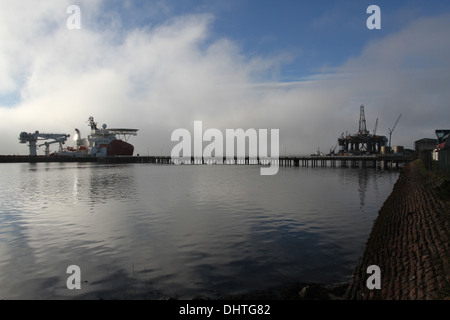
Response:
1,154,414,169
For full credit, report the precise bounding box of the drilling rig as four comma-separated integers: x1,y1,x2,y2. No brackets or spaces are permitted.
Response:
337,105,388,155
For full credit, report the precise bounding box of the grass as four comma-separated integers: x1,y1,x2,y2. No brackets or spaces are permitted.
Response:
416,159,450,200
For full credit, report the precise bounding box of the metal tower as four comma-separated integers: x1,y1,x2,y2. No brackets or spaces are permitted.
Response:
359,105,368,135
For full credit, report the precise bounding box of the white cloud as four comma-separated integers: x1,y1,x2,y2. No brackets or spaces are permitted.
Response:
0,1,449,156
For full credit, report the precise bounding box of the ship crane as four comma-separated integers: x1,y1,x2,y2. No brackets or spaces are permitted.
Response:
19,131,70,156
329,141,339,155
39,140,65,157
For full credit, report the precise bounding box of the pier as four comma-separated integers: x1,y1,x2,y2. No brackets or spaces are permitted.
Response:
0,154,414,169
142,155,414,169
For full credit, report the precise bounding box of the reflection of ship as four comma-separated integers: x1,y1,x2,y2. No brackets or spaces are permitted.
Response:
20,116,138,157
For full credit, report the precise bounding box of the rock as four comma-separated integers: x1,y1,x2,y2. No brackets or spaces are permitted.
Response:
298,286,309,299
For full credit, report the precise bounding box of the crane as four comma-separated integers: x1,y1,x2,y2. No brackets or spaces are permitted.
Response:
39,140,66,157
388,114,402,148
329,142,338,155
19,131,70,156
373,118,378,136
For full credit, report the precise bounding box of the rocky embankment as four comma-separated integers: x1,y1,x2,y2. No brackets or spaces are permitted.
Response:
345,160,450,300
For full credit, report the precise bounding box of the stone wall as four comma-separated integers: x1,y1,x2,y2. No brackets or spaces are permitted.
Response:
345,160,450,299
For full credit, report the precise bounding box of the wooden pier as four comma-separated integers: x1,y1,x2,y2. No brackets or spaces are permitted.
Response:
0,154,415,169
100,154,414,169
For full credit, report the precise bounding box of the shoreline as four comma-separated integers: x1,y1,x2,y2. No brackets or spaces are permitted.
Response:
344,160,450,300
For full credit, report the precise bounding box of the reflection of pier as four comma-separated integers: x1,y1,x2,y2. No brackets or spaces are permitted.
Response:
0,154,414,169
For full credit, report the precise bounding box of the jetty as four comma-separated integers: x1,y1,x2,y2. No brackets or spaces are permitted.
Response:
0,154,414,169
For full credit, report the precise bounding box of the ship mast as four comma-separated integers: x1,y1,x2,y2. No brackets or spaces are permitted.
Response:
87,116,98,130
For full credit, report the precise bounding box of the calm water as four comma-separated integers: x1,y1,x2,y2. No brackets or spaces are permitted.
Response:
0,162,398,299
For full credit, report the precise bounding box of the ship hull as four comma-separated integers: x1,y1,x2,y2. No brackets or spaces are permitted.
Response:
106,140,134,156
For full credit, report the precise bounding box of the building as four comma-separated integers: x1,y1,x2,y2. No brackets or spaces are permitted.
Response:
432,130,449,162
435,130,450,170
414,138,437,152
435,130,450,150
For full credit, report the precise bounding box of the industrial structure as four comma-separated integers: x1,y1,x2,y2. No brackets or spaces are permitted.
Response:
434,129,450,171
19,116,138,157
435,130,450,151
19,131,70,156
415,138,437,152
337,105,390,155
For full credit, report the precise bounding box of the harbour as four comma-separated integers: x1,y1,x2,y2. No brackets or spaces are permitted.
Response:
1,1,450,306
7,107,416,170
0,154,414,169
0,161,399,299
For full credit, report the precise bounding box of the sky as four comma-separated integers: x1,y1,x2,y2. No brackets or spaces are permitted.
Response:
1,0,450,156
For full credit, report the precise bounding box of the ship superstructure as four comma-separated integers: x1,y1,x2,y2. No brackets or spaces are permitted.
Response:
83,116,137,157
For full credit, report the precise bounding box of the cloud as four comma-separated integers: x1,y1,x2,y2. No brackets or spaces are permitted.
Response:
0,2,286,155
1,1,449,156
335,12,450,141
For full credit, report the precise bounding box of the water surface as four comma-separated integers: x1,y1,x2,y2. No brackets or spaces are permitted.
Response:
0,162,398,299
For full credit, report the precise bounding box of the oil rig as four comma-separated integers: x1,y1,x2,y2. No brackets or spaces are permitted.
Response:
337,105,390,155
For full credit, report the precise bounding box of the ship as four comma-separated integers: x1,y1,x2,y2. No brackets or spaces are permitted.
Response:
20,116,138,157
63,116,138,157
310,148,325,156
